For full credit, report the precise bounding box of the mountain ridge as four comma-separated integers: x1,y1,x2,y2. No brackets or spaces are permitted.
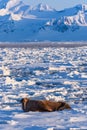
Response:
0,0,87,42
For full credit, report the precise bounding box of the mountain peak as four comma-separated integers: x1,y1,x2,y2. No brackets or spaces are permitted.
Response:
32,3,54,11
75,4,87,11
6,0,23,10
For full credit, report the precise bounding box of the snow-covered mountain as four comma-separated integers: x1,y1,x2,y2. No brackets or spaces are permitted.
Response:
0,0,87,42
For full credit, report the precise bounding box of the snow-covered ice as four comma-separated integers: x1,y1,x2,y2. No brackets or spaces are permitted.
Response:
0,43,87,130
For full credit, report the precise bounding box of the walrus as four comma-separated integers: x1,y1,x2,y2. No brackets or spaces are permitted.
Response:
21,98,71,112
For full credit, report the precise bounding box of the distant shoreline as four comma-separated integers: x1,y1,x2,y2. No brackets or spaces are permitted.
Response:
0,42,87,48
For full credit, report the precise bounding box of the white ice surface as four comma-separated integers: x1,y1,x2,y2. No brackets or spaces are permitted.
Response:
0,44,87,130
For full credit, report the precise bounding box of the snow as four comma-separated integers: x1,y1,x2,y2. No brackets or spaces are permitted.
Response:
49,66,66,71
10,13,22,20
6,0,20,10
0,44,87,130
0,1,87,41
0,8,8,16
32,3,54,12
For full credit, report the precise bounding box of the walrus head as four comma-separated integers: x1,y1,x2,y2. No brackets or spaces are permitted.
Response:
20,98,29,112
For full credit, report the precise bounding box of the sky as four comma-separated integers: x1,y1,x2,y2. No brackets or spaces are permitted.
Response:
24,0,87,10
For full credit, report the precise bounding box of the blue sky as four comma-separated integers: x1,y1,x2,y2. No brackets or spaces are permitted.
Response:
24,0,86,10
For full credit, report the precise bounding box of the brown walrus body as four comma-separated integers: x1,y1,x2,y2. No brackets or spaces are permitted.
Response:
21,98,71,112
